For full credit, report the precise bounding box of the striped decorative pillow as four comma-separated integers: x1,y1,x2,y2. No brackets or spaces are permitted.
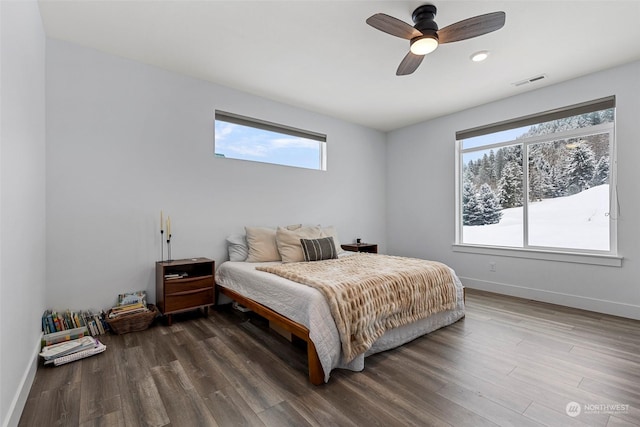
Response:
300,237,338,262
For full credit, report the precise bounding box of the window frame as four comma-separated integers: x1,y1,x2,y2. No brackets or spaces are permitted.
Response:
214,110,327,171
453,98,621,267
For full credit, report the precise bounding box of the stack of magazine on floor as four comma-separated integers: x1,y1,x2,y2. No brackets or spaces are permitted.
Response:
39,335,106,366
107,302,149,318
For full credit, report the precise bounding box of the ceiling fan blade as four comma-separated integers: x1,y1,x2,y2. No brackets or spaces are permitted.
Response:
396,52,424,76
438,12,505,44
366,13,422,40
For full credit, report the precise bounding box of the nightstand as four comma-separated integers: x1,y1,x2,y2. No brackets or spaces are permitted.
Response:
155,257,215,325
341,243,378,254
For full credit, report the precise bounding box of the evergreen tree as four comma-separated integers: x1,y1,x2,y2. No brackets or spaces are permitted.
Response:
564,142,596,193
478,153,492,187
465,192,484,226
498,161,523,208
495,147,507,180
462,180,475,225
479,183,502,225
488,150,498,188
593,156,609,186
467,159,480,182
549,164,568,197
503,145,523,163
529,152,553,201
462,170,485,226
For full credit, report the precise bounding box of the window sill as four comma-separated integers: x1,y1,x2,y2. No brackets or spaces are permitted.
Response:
451,244,622,267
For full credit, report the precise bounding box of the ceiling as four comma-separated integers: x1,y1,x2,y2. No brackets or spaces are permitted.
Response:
38,0,640,132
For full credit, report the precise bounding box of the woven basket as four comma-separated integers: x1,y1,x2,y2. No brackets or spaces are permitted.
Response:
106,304,158,334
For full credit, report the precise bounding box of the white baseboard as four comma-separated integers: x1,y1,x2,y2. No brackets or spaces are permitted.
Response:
461,277,640,321
3,336,40,427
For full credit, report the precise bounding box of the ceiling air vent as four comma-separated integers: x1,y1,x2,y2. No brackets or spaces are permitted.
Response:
512,74,547,87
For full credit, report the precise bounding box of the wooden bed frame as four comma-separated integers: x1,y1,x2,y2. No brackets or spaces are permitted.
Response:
217,285,465,386
217,285,325,385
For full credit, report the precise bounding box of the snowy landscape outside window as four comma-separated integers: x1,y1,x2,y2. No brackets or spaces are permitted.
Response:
214,110,327,171
456,97,616,255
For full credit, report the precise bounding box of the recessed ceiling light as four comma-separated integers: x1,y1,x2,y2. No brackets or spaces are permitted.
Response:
470,50,490,62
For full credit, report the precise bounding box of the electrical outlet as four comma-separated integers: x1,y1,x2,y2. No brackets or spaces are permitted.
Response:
489,262,497,272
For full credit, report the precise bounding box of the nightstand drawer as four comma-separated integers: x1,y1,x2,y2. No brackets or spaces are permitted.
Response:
165,287,214,313
165,276,213,295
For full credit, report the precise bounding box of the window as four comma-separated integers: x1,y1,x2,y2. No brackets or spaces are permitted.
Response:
214,110,327,170
456,97,616,257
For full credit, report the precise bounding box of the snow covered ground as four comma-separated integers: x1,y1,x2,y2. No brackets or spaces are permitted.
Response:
463,184,610,251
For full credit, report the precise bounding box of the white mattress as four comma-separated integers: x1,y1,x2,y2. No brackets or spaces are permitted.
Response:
215,255,465,382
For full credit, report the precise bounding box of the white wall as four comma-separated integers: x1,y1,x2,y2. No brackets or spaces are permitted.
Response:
387,61,640,320
46,39,387,311
0,1,47,426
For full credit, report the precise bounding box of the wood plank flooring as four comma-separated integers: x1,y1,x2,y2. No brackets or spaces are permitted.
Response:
19,289,640,426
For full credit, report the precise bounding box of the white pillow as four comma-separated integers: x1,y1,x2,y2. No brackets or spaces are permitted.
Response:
276,226,323,263
244,224,302,262
320,225,345,254
226,234,248,262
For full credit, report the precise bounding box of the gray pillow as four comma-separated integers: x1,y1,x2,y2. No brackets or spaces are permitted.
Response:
300,237,338,262
226,234,248,261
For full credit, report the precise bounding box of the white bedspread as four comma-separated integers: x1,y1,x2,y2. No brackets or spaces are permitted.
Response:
215,255,465,382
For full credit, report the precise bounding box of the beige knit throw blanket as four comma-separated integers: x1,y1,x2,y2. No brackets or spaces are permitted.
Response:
256,253,457,362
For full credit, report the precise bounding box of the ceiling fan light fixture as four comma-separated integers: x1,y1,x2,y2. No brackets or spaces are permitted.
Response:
471,50,490,62
410,35,439,55
366,6,505,75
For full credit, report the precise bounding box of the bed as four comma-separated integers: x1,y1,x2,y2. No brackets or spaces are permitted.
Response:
215,228,465,384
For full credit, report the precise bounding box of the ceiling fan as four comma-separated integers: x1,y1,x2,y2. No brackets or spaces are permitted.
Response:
366,4,506,75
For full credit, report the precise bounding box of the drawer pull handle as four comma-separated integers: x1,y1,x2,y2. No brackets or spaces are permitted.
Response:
171,288,211,297
167,275,213,284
